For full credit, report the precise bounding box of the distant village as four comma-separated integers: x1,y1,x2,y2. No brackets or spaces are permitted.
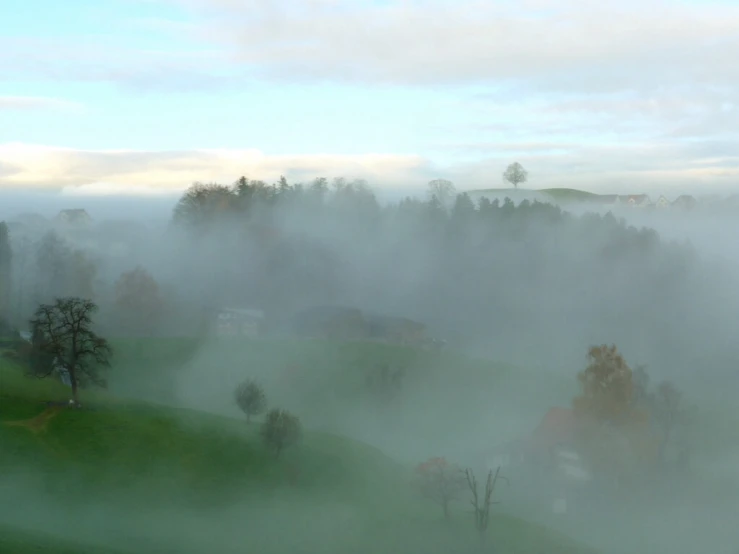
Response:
589,194,697,209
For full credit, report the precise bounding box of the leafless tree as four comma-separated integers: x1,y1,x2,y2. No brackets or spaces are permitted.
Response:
29,297,112,406
465,466,508,544
427,179,457,208
414,457,467,520
652,380,688,465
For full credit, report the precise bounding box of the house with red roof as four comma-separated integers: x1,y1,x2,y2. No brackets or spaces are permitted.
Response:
483,407,592,484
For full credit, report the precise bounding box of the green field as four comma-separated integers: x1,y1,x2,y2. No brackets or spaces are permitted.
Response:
0,338,595,554
468,187,602,203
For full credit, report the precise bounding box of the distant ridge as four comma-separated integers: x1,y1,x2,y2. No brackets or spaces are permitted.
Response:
467,188,699,209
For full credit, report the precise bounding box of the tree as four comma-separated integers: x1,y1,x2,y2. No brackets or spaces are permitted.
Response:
234,379,267,424
503,162,528,189
651,380,688,465
427,179,456,208
0,222,11,322
114,266,164,336
631,364,651,408
261,408,302,458
573,344,633,426
29,297,112,405
34,231,70,300
465,467,507,544
27,322,55,378
414,457,467,520
172,182,237,231
66,250,97,299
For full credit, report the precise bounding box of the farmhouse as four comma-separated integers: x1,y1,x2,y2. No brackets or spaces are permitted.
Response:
365,313,427,345
672,195,697,210
618,194,651,207
655,195,670,209
216,307,264,338
292,305,367,340
483,407,591,482
291,306,429,345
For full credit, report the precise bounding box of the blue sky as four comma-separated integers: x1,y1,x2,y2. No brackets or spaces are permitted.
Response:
1,0,738,196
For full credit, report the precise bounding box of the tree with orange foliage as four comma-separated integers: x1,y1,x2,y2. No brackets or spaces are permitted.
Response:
573,344,634,426
571,345,658,482
414,457,467,520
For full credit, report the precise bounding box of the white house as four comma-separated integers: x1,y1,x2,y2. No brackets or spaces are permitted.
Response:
655,195,670,209
216,308,264,338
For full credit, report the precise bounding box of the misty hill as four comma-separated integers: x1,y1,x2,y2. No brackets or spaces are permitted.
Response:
0,354,596,554
466,187,598,204
104,337,577,462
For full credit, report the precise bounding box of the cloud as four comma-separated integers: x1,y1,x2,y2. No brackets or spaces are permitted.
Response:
166,0,739,92
0,96,83,112
1,141,738,198
0,143,436,194
444,138,739,194
4,0,737,95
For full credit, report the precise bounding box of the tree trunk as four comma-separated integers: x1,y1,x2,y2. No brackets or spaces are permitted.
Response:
70,372,80,406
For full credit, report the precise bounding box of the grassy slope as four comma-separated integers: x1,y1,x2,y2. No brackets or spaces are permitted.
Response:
468,187,602,203
0,341,595,554
0,523,127,554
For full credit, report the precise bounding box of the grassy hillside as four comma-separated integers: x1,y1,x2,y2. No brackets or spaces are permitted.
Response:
468,187,601,203
0,340,595,554
106,337,578,461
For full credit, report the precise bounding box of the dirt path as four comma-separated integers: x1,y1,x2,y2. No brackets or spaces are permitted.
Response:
4,405,64,434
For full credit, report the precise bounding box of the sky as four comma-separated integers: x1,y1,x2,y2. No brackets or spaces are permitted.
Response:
1,0,739,197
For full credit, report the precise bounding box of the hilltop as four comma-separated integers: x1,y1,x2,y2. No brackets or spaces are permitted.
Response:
467,187,701,209
0,338,595,554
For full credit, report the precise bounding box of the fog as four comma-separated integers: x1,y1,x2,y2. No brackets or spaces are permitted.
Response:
3,182,739,554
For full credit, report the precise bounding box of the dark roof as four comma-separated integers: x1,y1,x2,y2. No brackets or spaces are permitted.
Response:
293,305,363,325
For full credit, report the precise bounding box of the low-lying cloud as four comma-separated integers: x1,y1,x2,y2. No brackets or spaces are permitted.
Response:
0,143,435,194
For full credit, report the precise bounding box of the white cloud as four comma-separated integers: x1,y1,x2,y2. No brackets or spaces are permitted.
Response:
0,143,436,194
1,142,738,197
168,0,739,92
0,96,83,112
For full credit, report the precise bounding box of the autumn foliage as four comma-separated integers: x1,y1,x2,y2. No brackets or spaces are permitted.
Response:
573,344,634,425
571,344,689,480
414,457,467,520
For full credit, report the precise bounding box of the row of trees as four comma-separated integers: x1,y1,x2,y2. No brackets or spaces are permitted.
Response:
234,379,302,458
0,221,173,340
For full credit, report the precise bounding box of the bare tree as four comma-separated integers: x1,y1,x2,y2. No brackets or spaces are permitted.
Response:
235,379,267,424
503,162,528,189
465,466,507,544
427,179,457,208
652,380,688,465
29,297,112,406
261,408,302,458
415,457,467,520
